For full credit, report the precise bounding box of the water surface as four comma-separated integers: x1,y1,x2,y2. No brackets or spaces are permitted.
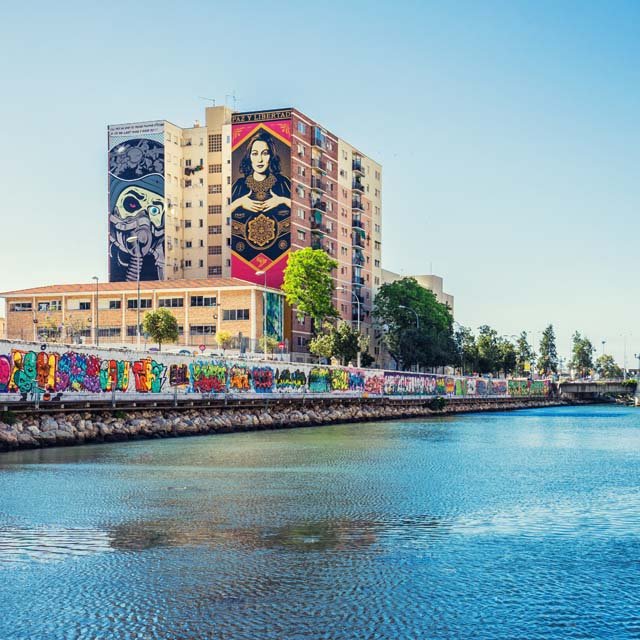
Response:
1,405,639,639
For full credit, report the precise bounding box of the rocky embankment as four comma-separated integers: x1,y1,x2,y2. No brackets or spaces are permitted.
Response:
0,398,569,451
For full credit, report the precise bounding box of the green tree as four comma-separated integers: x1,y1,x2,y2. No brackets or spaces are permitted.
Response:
537,324,558,375
515,331,536,377
373,277,454,370
594,354,623,379
282,247,339,335
497,338,517,376
477,325,501,374
454,325,478,374
142,308,179,351
569,331,595,378
215,329,233,351
309,321,369,366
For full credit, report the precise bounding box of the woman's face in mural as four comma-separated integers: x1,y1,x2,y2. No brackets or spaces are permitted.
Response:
115,186,164,228
250,141,271,175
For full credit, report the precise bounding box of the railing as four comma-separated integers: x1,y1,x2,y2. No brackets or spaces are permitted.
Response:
310,199,327,212
311,178,325,191
352,159,364,173
352,200,364,211
352,217,364,229
352,180,365,192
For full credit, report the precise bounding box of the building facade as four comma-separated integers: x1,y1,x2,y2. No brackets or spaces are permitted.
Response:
1,279,282,351
107,107,382,362
382,270,455,314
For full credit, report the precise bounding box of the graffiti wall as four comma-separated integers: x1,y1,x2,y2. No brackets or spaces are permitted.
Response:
0,341,552,400
230,110,292,289
108,121,165,282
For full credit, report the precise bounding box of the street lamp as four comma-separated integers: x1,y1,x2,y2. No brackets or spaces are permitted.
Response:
256,270,268,357
398,305,420,329
126,236,141,349
92,276,99,346
601,340,606,357
342,286,362,368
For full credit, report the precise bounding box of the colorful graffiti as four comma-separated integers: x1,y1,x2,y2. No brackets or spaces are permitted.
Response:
0,342,553,400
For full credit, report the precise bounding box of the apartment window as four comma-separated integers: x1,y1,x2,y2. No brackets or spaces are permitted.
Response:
374,259,380,268
225,259,231,267
374,241,381,250
185,220,192,228
297,230,306,241
199,200,204,208
208,164,222,173
296,336,306,347
159,298,184,308
185,159,192,167
297,165,305,177
126,325,143,337
199,259,204,268
297,144,305,156
199,239,204,247
208,205,222,215
185,202,192,209
185,241,192,248
297,208,305,220
79,301,91,311
97,327,121,338
209,184,222,194
374,224,381,233
190,296,217,307
208,134,222,153
227,176,231,184
297,121,307,134
108,300,122,310
296,185,305,198
208,225,222,234
185,260,192,268
128,299,152,309
208,245,222,255
326,161,333,171
10,302,32,312
208,266,222,276
222,309,250,321
190,325,217,335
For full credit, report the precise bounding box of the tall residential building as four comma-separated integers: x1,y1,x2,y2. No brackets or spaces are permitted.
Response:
108,107,382,361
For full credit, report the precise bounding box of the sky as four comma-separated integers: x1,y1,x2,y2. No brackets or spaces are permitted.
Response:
1,0,639,367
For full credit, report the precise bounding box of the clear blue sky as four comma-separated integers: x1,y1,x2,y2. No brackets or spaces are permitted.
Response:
1,0,639,366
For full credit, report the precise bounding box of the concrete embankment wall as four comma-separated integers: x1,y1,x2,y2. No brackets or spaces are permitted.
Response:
0,397,573,452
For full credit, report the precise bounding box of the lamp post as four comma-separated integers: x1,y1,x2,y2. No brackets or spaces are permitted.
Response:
601,340,606,357
92,276,99,346
256,270,268,357
342,286,362,368
126,236,141,350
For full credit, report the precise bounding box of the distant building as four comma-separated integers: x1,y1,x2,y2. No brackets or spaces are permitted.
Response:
1,278,283,351
381,270,454,314
107,106,382,362
0,316,5,339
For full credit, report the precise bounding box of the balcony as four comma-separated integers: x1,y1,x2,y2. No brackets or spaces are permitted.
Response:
352,235,365,249
310,198,327,212
311,158,326,172
311,177,325,192
352,217,363,229
352,158,364,175
352,199,364,211
352,255,365,267
310,219,328,234
311,135,326,150
311,239,324,250
352,180,365,192
352,275,365,286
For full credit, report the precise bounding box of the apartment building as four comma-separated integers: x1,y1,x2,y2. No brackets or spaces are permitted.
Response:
382,270,455,314
107,106,382,361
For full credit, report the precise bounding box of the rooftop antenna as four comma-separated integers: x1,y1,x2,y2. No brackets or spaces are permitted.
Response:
198,96,216,106
225,91,238,110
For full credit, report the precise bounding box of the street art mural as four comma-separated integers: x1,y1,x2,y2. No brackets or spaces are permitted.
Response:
108,121,165,282
231,110,292,289
0,341,552,400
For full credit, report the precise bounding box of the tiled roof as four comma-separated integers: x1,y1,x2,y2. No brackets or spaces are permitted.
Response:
0,277,267,297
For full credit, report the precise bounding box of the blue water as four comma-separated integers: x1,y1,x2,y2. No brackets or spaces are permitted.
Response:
1,405,640,639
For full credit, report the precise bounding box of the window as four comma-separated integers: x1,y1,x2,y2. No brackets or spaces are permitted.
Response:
199,200,204,208
208,225,222,234
126,325,143,337
297,121,307,134
208,164,222,173
185,220,192,228
374,259,380,268
79,301,91,311
185,241,192,248
374,241,381,251
208,134,222,152
208,205,222,215
37,300,62,312
185,159,192,167
208,266,222,276
190,325,217,335
185,202,192,209
297,230,306,240
208,245,222,255
222,309,250,321
108,300,122,310
98,327,121,338
209,184,222,194
199,259,204,268
297,165,305,177
297,208,305,220
191,296,217,307
199,239,204,247
185,260,192,268
296,185,305,198
326,161,333,171
128,299,152,309
199,219,204,227
159,298,184,308
10,302,32,312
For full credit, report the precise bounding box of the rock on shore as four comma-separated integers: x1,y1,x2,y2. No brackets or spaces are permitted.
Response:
0,398,569,452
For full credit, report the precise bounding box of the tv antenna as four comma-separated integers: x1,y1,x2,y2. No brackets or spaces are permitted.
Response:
198,96,216,106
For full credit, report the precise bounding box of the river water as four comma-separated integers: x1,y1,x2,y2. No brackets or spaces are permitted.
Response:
1,405,639,639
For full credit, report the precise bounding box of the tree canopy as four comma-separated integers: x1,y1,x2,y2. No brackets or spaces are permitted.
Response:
515,331,536,377
142,308,179,351
282,248,339,335
537,324,558,374
309,320,369,366
570,331,595,378
373,277,454,370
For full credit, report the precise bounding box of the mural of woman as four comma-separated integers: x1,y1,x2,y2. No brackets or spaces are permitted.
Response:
231,132,291,256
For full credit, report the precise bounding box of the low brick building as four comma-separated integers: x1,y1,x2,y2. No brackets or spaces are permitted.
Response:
1,278,285,351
